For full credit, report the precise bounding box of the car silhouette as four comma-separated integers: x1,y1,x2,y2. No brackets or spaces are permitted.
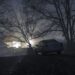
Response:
35,39,64,55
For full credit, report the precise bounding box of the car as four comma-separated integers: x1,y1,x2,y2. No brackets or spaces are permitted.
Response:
35,39,64,55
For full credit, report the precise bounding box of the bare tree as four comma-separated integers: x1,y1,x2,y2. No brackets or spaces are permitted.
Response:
25,0,75,50
0,0,55,55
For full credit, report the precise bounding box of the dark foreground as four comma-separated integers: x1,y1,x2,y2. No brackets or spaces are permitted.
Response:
0,54,75,75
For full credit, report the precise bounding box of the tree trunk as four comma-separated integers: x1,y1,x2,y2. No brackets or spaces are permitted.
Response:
66,39,74,51
27,43,35,55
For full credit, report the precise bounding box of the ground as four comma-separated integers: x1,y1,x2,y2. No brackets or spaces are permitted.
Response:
0,54,75,75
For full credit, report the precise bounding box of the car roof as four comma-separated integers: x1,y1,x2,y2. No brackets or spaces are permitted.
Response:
39,39,58,43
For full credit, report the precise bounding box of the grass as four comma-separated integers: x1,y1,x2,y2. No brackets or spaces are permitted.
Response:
0,54,75,75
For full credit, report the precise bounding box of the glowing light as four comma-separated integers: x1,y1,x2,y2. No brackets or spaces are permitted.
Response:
12,41,21,48
29,40,34,45
5,39,36,48
25,39,35,47
29,39,36,46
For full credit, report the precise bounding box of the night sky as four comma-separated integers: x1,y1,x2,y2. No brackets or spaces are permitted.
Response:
0,0,75,56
